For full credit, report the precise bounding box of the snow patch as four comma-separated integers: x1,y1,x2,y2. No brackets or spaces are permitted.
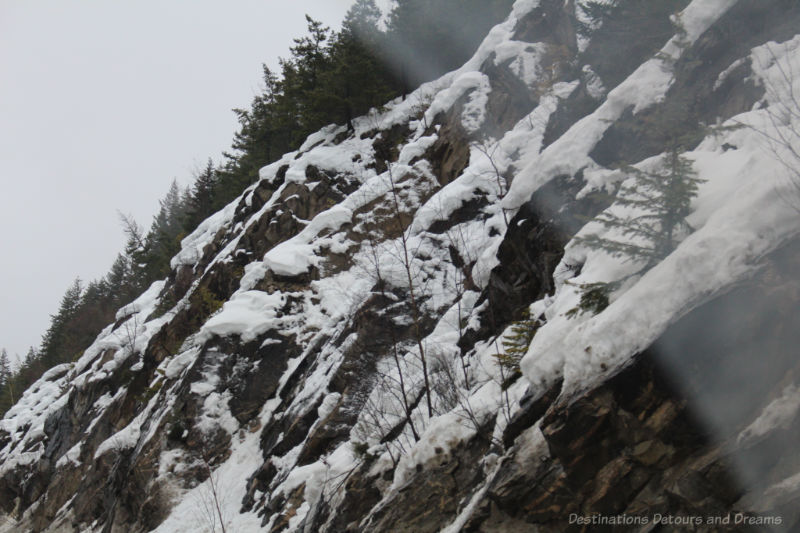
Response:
738,385,800,445
504,0,739,210
521,120,800,398
199,291,286,344
392,412,477,489
425,71,491,127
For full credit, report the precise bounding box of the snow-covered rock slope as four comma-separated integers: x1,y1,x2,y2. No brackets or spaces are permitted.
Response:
3,0,800,531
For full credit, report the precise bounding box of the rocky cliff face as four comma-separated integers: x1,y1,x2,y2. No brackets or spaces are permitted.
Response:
2,1,800,532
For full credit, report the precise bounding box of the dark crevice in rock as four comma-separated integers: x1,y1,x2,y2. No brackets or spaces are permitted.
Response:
371,123,412,173
426,193,489,234
461,172,610,355
541,81,602,150
513,0,578,53
503,379,562,448
480,56,540,140
579,0,690,91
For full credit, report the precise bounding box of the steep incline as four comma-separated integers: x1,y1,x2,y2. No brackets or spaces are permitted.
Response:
2,1,800,532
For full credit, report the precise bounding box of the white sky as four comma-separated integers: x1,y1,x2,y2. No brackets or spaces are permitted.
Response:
0,0,358,364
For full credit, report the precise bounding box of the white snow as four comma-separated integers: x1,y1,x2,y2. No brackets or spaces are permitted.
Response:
521,109,800,400
0,368,70,476
198,290,286,343
424,71,490,127
94,420,141,459
762,470,800,501
263,242,317,276
163,347,201,380
114,280,165,321
738,385,800,445
504,0,739,210
391,411,477,489
171,201,237,270
317,392,341,421
575,0,615,52
495,42,548,87
152,430,265,533
460,74,492,134
263,205,354,277
583,64,606,99
714,57,747,91
197,390,239,435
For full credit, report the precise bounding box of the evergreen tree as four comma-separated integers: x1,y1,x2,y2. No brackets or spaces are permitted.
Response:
15,347,43,394
120,213,149,294
210,1,514,210
0,349,14,414
319,0,397,130
216,67,285,209
385,0,425,95
493,309,540,377
142,179,186,280
116,181,189,292
570,150,704,315
385,0,514,93
74,279,117,349
184,159,218,232
343,0,383,39
576,0,619,37
106,252,138,307
0,349,10,389
576,150,703,267
284,16,335,142
39,278,84,366
0,349,9,383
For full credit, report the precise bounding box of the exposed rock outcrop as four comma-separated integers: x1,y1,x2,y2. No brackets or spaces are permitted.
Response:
2,1,800,532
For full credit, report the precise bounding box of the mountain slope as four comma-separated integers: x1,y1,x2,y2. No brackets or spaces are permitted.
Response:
2,0,800,531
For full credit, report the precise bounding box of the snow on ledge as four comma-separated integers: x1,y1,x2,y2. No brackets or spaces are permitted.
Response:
503,0,739,211
198,290,286,344
521,124,800,401
738,385,800,446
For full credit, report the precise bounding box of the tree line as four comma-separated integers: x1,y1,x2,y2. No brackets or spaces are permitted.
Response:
0,0,513,415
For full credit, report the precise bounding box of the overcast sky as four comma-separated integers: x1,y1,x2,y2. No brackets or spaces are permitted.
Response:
0,1,363,364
